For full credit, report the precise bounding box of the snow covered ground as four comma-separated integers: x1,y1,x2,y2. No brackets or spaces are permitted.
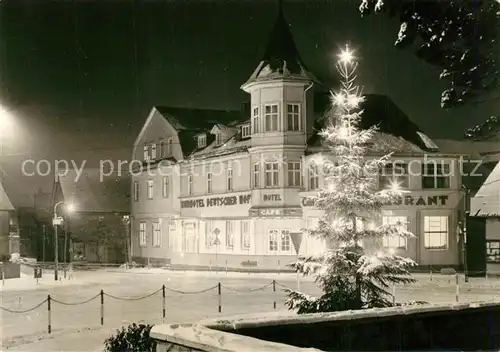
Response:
2,269,500,351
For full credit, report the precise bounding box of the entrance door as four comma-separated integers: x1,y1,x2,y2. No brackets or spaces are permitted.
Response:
466,215,486,277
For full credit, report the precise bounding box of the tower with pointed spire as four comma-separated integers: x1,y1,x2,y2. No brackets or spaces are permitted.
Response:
241,0,318,151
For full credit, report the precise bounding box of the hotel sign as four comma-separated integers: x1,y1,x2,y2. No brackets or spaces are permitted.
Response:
181,194,251,209
301,195,449,207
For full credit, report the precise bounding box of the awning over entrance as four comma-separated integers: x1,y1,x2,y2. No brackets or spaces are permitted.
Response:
248,206,302,218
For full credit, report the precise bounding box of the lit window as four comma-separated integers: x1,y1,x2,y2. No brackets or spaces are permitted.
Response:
226,220,234,249
162,176,169,198
380,162,409,189
265,162,279,187
198,134,206,148
215,133,223,146
241,124,251,138
139,222,147,247
227,168,233,191
264,104,279,131
269,229,278,252
167,138,172,156
133,181,139,201
206,172,212,193
159,141,165,158
424,216,449,249
253,163,260,188
188,175,193,196
147,180,154,199
382,216,408,249
143,144,149,161
241,220,250,249
309,164,319,190
486,240,500,263
287,162,301,187
151,143,157,159
422,162,450,189
152,222,161,247
287,104,300,131
252,107,259,133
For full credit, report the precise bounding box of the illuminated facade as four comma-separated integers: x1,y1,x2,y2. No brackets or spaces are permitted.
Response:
130,5,467,270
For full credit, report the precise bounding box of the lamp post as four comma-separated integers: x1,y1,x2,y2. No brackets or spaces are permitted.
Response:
122,215,131,266
53,201,75,281
461,184,470,282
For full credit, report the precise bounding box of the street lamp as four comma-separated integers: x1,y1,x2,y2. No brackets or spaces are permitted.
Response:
53,201,75,281
122,215,131,267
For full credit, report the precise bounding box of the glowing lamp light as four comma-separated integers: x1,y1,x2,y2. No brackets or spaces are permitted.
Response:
338,46,354,64
65,203,76,213
389,181,400,192
388,248,396,255
327,183,336,191
338,126,349,139
376,251,384,257
333,93,345,106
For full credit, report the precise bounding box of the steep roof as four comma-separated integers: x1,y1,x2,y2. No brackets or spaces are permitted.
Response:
242,1,318,87
155,106,246,158
308,93,439,154
470,161,500,217
56,169,130,214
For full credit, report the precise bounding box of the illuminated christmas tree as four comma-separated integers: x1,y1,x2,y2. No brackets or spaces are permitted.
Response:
285,45,416,314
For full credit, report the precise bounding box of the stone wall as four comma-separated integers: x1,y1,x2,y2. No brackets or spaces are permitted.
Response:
152,302,500,351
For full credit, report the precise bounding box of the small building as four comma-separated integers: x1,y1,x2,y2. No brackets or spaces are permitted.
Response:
470,161,500,274
129,5,472,271
0,180,16,256
53,169,130,263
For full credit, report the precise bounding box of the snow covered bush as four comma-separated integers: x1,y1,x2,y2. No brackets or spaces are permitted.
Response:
285,46,417,314
9,253,20,263
104,323,156,352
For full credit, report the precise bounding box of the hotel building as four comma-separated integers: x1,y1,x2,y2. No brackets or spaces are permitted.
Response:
130,6,469,270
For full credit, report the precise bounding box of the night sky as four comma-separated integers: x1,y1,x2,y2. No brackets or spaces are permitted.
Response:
0,0,498,203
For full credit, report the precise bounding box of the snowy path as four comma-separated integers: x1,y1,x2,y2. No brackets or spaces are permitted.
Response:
2,270,500,351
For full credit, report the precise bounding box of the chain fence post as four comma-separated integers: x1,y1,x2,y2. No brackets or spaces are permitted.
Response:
218,282,221,313
162,285,166,323
392,284,396,306
455,273,459,302
225,260,228,275
100,289,104,326
272,280,276,310
47,294,52,334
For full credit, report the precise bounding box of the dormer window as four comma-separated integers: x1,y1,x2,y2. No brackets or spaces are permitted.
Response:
198,134,207,148
241,124,251,138
215,133,222,146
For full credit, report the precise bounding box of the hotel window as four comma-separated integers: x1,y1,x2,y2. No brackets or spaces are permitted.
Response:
162,176,169,198
241,220,250,249
281,230,291,252
167,138,172,156
287,162,301,187
143,144,149,161
133,181,139,201
187,175,193,196
159,141,165,158
226,221,234,249
382,216,408,249
206,172,213,194
264,104,279,131
252,107,259,134
486,240,500,263
241,124,251,138
287,104,300,131
253,163,260,188
151,143,157,160
309,164,319,190
205,220,213,248
422,162,450,189
379,162,409,189
147,180,154,199
215,133,223,146
424,216,449,249
139,222,147,247
198,134,206,148
152,222,161,247
269,229,279,252
265,162,279,187
227,168,233,191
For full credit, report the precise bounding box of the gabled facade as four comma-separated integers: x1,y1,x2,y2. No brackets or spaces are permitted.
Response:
130,4,470,270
